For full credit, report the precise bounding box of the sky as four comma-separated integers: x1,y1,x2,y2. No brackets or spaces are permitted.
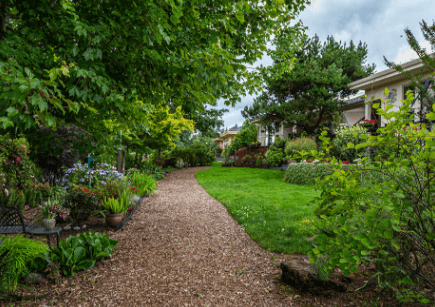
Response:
214,0,435,130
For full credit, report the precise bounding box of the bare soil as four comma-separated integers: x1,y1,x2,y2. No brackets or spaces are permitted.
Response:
3,167,426,306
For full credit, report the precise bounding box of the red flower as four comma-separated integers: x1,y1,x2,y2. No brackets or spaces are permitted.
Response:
84,188,88,192
342,160,350,164
369,120,376,124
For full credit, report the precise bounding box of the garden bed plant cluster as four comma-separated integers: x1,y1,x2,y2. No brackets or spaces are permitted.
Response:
0,156,165,300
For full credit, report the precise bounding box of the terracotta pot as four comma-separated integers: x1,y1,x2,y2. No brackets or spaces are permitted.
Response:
43,218,56,230
106,213,123,227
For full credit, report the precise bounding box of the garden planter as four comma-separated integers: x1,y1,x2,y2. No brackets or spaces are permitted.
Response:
106,213,123,227
42,218,56,230
366,126,377,133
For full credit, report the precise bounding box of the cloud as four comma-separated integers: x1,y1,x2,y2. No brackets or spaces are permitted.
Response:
334,30,351,43
215,0,435,129
394,40,433,64
311,0,324,11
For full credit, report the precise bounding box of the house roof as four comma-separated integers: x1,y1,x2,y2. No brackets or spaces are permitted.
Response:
219,130,239,139
348,54,434,91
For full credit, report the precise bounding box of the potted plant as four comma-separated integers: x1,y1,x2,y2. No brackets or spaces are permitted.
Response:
38,199,70,230
101,193,129,227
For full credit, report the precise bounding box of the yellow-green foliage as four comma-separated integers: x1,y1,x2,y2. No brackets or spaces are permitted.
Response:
0,235,50,293
101,197,126,214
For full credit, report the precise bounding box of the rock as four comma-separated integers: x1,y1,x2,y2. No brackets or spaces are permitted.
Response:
73,226,80,230
280,261,348,294
24,273,44,284
82,224,86,229
63,225,71,230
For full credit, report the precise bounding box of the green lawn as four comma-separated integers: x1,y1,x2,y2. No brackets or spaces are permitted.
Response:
196,163,321,254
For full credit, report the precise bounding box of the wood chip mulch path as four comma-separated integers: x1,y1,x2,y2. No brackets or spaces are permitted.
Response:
28,167,301,307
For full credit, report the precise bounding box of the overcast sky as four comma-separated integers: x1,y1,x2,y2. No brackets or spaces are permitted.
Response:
215,0,435,130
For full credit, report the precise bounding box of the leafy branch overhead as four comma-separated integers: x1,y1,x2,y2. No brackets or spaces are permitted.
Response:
0,0,309,135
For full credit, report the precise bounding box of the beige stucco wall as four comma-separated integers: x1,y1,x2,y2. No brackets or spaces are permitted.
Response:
362,75,432,126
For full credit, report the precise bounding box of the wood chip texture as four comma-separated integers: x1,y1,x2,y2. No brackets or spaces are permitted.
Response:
29,167,297,306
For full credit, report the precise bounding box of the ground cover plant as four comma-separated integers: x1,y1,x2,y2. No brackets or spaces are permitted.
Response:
196,163,320,254
0,235,50,294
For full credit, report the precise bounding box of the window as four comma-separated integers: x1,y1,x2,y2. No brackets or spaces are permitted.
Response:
403,84,415,100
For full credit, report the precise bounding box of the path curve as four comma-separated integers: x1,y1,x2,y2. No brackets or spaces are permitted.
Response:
43,167,295,306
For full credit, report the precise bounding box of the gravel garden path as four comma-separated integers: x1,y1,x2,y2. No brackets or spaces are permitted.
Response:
36,167,296,306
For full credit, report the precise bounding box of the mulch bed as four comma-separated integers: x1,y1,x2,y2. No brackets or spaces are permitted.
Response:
2,167,427,306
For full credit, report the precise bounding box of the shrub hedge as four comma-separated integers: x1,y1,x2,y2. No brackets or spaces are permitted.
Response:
283,163,354,186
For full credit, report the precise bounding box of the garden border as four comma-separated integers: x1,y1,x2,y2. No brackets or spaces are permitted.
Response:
115,172,166,230
115,195,148,231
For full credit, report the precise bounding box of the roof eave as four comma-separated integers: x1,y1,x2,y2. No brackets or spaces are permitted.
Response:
348,56,431,91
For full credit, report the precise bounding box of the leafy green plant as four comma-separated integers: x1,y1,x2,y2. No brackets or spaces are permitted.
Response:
127,172,157,196
0,235,50,293
224,159,234,166
330,125,368,162
265,146,284,167
312,256,330,282
171,144,215,166
0,189,26,211
225,120,258,158
48,231,118,277
307,89,435,304
64,187,99,225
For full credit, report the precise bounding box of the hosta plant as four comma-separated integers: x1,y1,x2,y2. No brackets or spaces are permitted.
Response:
47,231,118,277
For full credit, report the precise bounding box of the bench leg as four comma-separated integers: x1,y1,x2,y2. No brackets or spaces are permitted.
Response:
56,231,60,247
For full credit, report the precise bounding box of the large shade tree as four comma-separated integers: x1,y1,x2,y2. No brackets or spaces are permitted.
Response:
242,35,376,134
0,0,308,141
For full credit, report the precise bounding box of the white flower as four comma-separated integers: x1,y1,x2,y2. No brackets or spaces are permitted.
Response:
4,188,9,196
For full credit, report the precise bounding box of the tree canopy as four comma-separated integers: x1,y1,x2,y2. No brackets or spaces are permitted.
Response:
242,35,376,134
0,0,308,138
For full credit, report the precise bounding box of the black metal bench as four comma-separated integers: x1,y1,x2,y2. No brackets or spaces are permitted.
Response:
0,205,38,235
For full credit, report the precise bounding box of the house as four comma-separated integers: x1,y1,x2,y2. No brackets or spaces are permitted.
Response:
213,125,242,149
348,56,433,126
252,94,366,146
253,55,434,146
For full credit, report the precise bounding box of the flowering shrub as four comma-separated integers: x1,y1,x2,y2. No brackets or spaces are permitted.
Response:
0,134,39,197
63,163,124,188
359,119,376,127
285,137,317,157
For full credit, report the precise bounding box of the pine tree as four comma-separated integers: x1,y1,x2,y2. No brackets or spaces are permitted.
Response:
243,35,376,134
